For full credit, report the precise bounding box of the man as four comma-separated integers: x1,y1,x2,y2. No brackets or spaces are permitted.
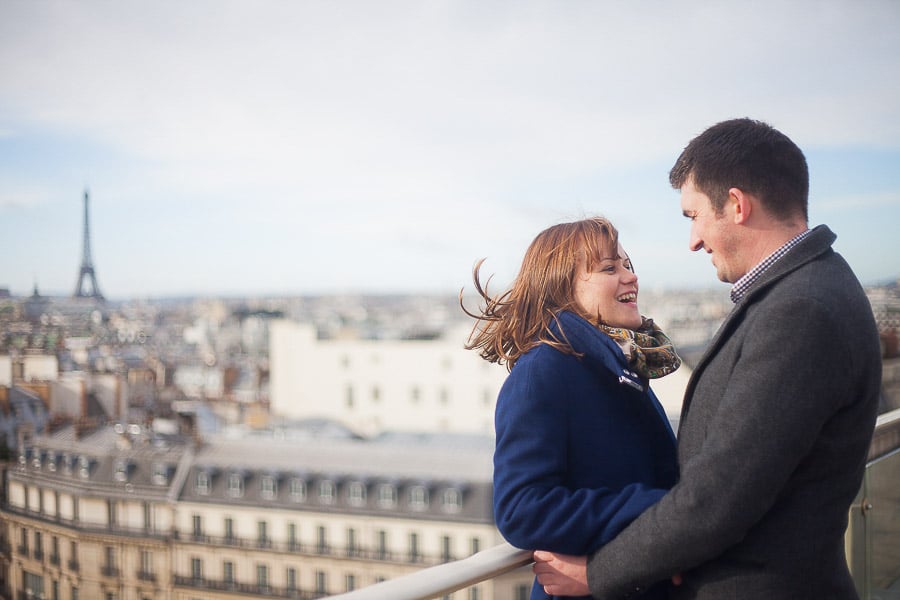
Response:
533,118,882,599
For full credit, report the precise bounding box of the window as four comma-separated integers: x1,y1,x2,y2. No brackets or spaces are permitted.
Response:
287,523,298,550
224,517,234,541
78,456,91,479
223,560,235,584
371,386,381,402
257,520,269,546
408,485,429,511
256,563,269,589
316,571,327,595
346,528,358,557
19,527,28,554
140,550,153,577
227,472,244,498
470,537,481,555
151,462,169,485
345,574,356,592
377,483,397,508
441,535,453,562
113,459,129,482
317,526,329,554
192,514,203,538
69,541,78,571
410,386,421,403
469,586,481,600
408,532,420,562
348,481,367,506
191,557,203,581
24,571,44,599
143,502,152,531
196,471,211,495
290,478,307,502
441,487,463,513
377,530,388,560
104,546,118,576
286,567,297,591
318,480,335,504
34,531,43,559
261,475,277,500
345,385,354,408
515,584,530,600
107,500,117,526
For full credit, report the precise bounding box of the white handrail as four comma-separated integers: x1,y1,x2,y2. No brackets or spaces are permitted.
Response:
326,542,533,600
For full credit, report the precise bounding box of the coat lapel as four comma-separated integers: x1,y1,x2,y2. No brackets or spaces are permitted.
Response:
676,225,837,433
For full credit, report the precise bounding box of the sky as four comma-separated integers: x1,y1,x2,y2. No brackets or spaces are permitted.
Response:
1,1,899,300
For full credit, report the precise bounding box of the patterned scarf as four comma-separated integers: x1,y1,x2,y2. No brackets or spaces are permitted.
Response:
599,317,682,379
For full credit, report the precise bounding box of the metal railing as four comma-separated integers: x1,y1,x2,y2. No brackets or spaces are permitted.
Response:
327,542,533,600
326,408,900,600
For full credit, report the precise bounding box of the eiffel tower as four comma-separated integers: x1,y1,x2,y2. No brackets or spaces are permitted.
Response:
73,188,105,301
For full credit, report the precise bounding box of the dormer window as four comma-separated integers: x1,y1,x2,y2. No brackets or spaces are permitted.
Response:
113,459,130,482
227,472,245,498
318,480,336,504
347,481,367,507
152,463,170,486
289,478,307,502
376,483,397,509
196,471,211,495
79,456,92,479
441,487,463,513
261,475,277,500
408,485,429,511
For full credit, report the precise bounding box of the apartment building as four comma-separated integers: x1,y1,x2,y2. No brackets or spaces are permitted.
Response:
1,421,533,600
269,320,510,437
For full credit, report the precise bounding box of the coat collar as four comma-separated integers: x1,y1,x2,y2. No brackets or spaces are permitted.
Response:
552,311,647,392
678,224,837,425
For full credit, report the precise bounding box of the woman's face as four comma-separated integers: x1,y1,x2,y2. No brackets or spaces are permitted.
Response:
573,242,642,329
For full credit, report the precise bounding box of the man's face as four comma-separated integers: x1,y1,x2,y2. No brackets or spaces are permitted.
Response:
680,179,743,283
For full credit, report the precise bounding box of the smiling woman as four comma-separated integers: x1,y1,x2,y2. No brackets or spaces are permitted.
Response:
460,216,682,600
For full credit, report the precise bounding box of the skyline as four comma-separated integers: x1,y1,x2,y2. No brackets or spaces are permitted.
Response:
2,1,899,300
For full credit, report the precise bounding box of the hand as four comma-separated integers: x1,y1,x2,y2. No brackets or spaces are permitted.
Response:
532,550,590,597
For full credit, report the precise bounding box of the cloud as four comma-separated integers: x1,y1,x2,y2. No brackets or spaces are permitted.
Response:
1,1,899,296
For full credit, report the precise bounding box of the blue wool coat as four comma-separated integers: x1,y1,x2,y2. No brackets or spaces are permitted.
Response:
493,311,678,600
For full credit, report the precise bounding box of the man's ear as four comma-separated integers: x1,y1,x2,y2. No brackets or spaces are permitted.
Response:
728,187,752,225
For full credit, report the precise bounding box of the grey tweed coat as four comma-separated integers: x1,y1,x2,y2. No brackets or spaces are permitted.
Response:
586,225,882,599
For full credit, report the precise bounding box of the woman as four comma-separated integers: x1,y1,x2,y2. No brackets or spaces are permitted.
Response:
463,217,681,600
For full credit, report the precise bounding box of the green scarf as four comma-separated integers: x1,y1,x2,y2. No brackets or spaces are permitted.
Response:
599,317,682,380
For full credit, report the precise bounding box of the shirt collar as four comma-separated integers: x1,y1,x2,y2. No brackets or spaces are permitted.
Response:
730,228,812,303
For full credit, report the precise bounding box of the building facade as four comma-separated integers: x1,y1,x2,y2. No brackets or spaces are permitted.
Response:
1,422,532,600
269,321,510,437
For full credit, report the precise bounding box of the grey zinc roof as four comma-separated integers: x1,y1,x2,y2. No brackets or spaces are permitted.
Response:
194,431,494,482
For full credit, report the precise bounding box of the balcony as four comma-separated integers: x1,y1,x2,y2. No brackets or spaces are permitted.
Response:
327,408,900,600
